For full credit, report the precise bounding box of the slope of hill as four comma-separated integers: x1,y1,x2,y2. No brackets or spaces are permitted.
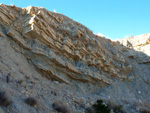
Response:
0,4,149,113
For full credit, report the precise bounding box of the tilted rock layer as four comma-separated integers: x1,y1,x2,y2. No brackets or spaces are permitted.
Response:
0,4,132,84
0,4,150,113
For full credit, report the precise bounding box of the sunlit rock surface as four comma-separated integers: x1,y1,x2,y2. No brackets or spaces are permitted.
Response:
117,33,150,64
0,4,149,113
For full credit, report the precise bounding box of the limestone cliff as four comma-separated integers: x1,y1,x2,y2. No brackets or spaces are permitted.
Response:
0,4,150,113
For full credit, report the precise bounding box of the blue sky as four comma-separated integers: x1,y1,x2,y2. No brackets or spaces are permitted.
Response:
0,0,150,40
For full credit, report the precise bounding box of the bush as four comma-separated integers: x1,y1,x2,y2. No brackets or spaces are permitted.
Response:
106,100,124,113
92,99,111,113
52,101,70,113
25,97,37,107
0,91,12,107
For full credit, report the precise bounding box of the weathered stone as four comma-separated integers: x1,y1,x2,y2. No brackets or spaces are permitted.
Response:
117,33,150,64
0,4,150,113
0,4,134,84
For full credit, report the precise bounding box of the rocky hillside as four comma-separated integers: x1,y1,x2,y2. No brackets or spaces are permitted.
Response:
0,4,150,113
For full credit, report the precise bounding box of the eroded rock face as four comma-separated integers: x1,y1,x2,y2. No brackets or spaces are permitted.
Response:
0,4,150,113
0,4,132,84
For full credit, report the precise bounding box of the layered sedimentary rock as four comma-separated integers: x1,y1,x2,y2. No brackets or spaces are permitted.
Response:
0,4,150,113
0,4,132,84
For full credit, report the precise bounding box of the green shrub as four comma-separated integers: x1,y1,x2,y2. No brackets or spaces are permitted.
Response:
92,99,111,113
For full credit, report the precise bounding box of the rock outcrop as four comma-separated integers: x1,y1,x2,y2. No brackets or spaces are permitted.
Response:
0,4,150,113
117,33,150,64
0,4,132,84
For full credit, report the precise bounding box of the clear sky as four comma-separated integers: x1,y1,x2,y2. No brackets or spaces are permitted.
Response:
0,0,150,40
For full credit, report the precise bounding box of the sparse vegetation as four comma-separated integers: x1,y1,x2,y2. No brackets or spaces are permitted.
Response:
139,104,150,113
25,97,37,107
134,101,150,113
0,91,12,107
140,109,150,113
89,99,125,113
52,101,71,113
17,79,24,85
92,99,111,113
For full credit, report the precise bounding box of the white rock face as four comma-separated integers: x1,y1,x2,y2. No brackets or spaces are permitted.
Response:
0,4,150,113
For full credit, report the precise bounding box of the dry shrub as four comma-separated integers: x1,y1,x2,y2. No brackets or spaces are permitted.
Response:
143,102,150,109
102,100,125,113
0,91,12,107
25,97,37,107
134,101,150,113
140,108,150,113
52,100,71,113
